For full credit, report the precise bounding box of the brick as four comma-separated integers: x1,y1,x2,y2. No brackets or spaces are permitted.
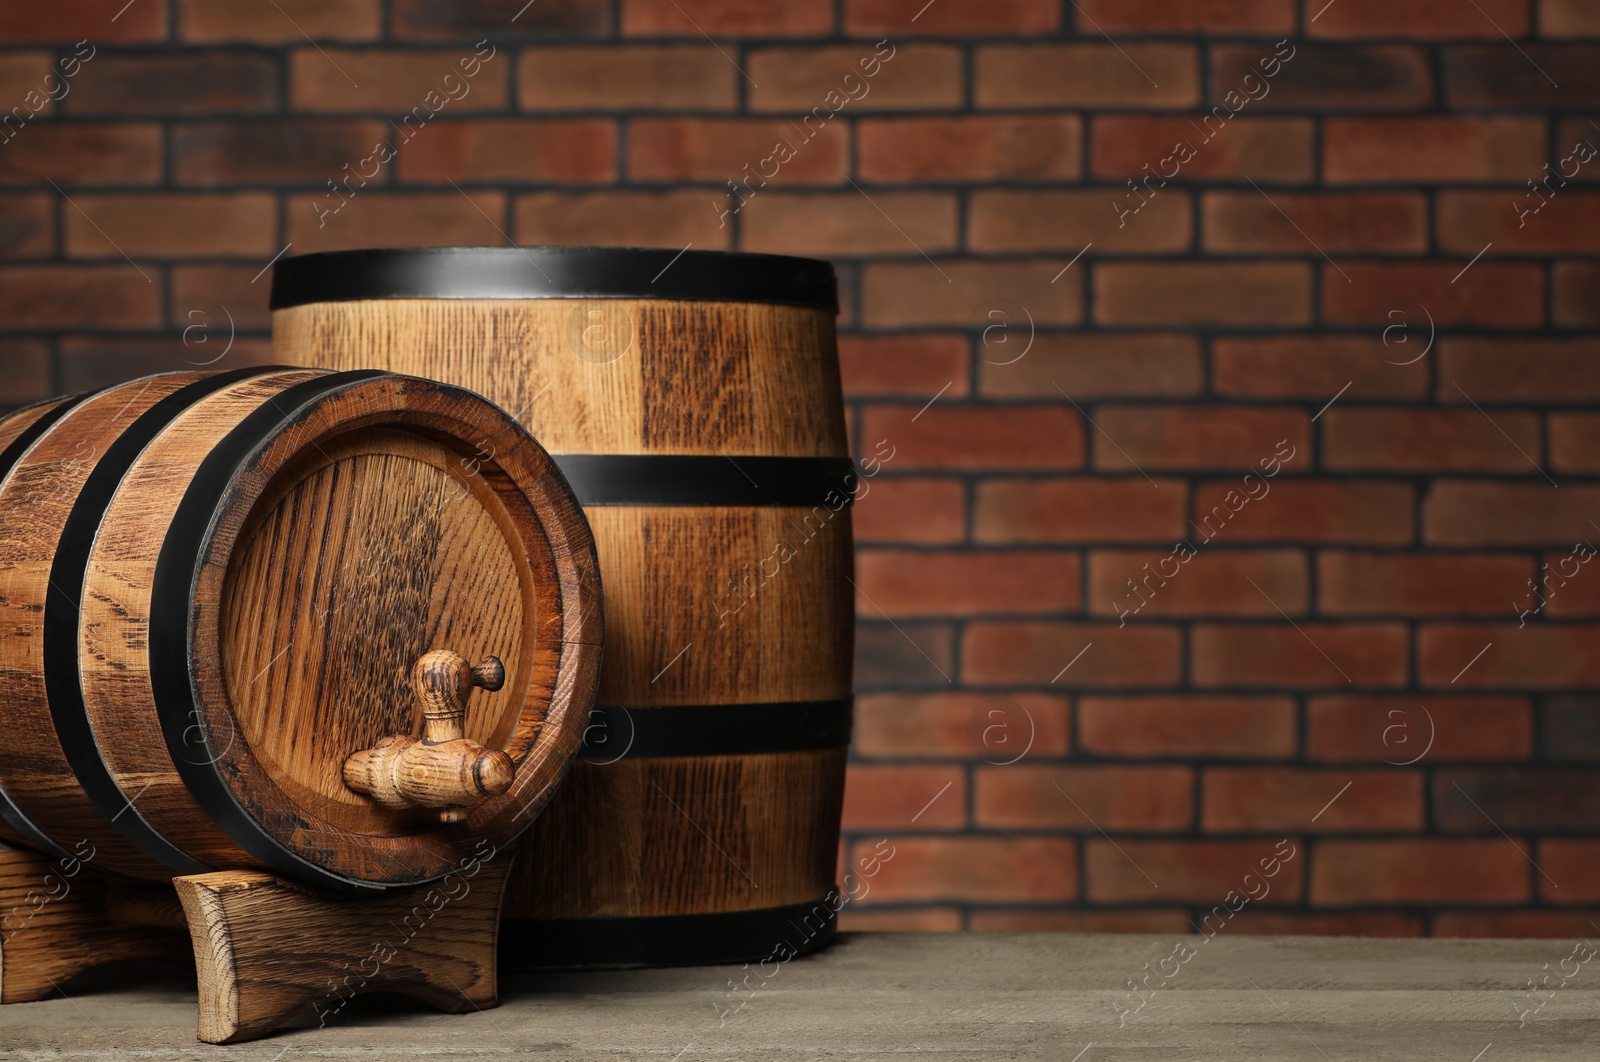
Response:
1548,409,1600,470
1539,543,1600,614
1318,553,1534,617
1209,43,1432,110
860,116,1082,183
975,765,1193,831
514,190,731,251
1446,45,1600,109
65,193,274,259
170,264,273,333
291,47,509,114
1087,839,1304,904
1324,262,1543,330
1441,338,1600,403
1324,118,1544,184
1091,117,1314,183
1095,263,1312,327
1542,696,1600,761
1540,841,1600,903
1433,910,1600,936
1308,695,1533,762
1192,622,1408,688
0,267,159,330
1323,409,1543,474
629,118,846,185
1311,0,1529,38
847,0,1058,36
976,44,1199,109
1196,480,1413,545
855,621,955,690
397,119,615,183
1212,335,1430,400
856,549,1080,617
1543,0,1600,36
0,340,52,405
1424,483,1600,547
1227,911,1424,936
0,123,161,186
838,907,962,931
0,194,52,258
518,47,734,112
1203,192,1426,254
1091,548,1307,619
969,909,1192,933
1312,839,1528,905
1092,406,1309,472
63,52,276,115
748,44,962,113
60,334,271,391
392,0,609,38
962,621,1183,687
1554,262,1600,328
975,477,1189,545
855,837,1077,903
179,0,380,42
1079,0,1293,33
968,189,1189,254
842,764,965,831
1080,695,1296,759
853,691,1069,760
625,0,832,36
1437,768,1600,833
286,190,508,255
173,119,388,186
1419,623,1600,688
0,54,58,118
853,477,966,545
1440,192,1600,255
840,334,969,399
0,0,166,42
1203,768,1424,832
981,334,1202,400
740,191,958,257
863,260,1083,328
860,404,1081,471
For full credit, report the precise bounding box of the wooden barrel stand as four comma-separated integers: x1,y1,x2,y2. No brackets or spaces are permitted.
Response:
0,842,514,1043
271,247,854,968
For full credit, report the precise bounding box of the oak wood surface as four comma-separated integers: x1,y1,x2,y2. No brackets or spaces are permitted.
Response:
0,846,187,1005
1,370,601,889
175,844,512,1043
274,292,852,927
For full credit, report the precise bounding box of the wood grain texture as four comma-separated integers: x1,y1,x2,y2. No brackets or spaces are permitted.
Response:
0,845,187,1005
274,292,851,929
0,372,213,878
173,844,512,1044
1,369,601,889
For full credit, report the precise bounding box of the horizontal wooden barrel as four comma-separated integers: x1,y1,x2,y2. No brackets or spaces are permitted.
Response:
0,367,601,891
271,247,852,963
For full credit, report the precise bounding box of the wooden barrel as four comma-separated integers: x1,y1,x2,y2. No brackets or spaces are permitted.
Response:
271,247,852,964
0,367,601,891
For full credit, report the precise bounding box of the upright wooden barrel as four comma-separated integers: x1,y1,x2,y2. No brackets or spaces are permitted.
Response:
0,367,601,891
271,247,852,964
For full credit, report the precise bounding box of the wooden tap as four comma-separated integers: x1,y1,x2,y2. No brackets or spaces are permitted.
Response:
343,650,515,823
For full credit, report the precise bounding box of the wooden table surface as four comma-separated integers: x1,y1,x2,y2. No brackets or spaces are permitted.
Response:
1,932,1596,1059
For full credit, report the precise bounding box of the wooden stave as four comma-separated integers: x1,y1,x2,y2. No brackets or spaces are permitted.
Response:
270,257,852,958
0,369,602,890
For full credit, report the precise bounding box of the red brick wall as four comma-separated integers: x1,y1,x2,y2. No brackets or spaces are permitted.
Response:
2,0,1599,937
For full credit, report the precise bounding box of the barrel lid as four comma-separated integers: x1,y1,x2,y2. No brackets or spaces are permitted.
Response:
269,246,838,312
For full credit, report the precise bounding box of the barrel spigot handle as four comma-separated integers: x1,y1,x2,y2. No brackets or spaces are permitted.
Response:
343,650,514,824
